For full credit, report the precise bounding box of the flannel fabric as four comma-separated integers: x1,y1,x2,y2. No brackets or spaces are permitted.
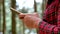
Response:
38,0,60,34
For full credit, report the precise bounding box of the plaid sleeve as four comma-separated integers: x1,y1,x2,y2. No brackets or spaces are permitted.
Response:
39,21,60,34
38,1,60,34
57,1,60,29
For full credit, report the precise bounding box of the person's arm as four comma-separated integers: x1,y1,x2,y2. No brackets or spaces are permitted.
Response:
38,20,59,34
38,2,60,34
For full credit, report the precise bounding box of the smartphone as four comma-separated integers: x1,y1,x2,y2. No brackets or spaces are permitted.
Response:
10,8,21,14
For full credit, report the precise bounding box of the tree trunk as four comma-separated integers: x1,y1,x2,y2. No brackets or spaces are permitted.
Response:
42,0,47,17
23,23,25,34
3,0,6,34
34,0,39,34
34,0,37,12
11,0,16,34
0,0,1,32
0,0,2,32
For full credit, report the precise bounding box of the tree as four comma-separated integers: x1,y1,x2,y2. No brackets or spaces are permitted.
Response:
34,0,37,12
0,0,2,32
2,0,6,34
42,0,47,17
11,0,16,34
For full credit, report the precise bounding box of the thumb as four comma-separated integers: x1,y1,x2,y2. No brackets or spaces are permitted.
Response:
19,13,26,19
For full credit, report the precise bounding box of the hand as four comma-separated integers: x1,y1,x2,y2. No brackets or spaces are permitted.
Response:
19,13,39,19
19,13,41,29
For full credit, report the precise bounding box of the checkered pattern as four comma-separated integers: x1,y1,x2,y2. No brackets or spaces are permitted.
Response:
38,0,60,34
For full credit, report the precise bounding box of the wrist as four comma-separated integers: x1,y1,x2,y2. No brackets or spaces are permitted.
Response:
36,18,42,25
34,18,42,28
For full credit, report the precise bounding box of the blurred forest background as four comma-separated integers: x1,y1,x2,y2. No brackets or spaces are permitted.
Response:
0,0,47,34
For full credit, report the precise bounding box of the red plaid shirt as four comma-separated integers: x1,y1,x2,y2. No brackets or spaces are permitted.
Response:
38,0,60,34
